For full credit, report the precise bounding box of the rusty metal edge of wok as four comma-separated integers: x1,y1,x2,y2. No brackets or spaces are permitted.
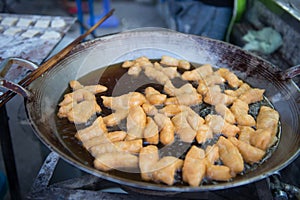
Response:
0,9,115,108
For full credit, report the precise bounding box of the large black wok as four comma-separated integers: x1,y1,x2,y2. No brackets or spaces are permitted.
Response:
1,29,299,192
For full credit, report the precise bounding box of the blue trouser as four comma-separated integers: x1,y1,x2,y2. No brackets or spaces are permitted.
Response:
159,1,233,41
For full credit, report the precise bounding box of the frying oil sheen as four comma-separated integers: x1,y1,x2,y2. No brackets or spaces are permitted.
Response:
55,61,281,185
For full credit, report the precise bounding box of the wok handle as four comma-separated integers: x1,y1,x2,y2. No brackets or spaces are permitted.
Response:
280,64,300,80
0,57,38,98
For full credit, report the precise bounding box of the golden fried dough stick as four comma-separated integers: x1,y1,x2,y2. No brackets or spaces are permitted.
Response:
250,129,272,150
256,106,279,138
59,88,96,106
57,81,105,124
103,109,128,127
159,105,204,130
144,117,159,145
165,93,202,106
82,131,127,150
122,56,150,68
135,56,151,62
229,137,265,164
238,126,255,144
152,156,183,185
159,104,182,117
101,92,146,110
106,131,127,141
239,88,265,104
217,136,244,174
128,64,142,76
69,80,83,90
196,124,213,144
178,60,191,70
216,68,243,88
139,145,159,181
145,87,167,105
160,55,179,66
165,83,202,105
185,107,205,131
94,152,139,171
172,111,197,143
207,84,221,93
126,106,146,140
225,83,251,97
206,163,232,181
125,134,138,142
142,61,155,72
197,82,209,95
204,85,236,106
205,114,226,134
144,64,170,85
75,117,107,142
122,56,152,77
154,62,180,79
230,99,256,126
127,57,154,76
198,73,225,86
57,102,75,118
67,100,101,124
142,103,158,116
215,103,236,124
69,80,108,94
90,139,143,157
186,85,200,96
164,82,195,97
154,113,175,145
160,55,190,70
187,146,206,160
205,145,219,164
181,64,213,81
182,146,206,186
205,114,240,137
204,91,236,106
197,82,222,96
122,60,135,68
122,60,134,68
164,82,202,106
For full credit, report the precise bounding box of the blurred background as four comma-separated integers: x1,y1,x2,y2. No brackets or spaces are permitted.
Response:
0,0,299,199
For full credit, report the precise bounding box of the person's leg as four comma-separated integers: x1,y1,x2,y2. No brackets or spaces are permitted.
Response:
202,6,233,40
160,0,232,40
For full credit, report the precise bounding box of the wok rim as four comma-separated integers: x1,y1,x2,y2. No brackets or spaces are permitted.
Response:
26,29,300,192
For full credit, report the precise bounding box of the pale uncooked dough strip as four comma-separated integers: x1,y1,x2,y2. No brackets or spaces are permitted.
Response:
3,27,22,36
21,29,40,38
35,19,50,28
40,30,61,39
1,17,18,26
16,18,33,27
51,19,66,28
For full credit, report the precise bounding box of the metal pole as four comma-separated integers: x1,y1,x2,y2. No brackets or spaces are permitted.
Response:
75,0,85,34
0,105,21,200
